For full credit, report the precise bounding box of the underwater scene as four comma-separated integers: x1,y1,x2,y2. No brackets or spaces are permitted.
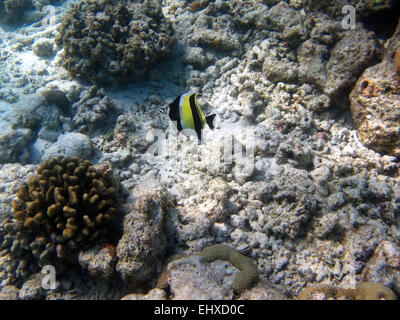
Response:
0,0,399,301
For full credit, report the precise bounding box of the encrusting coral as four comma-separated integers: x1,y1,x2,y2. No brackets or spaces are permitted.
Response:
297,282,397,300
55,0,175,86
197,244,259,294
0,156,118,284
156,244,259,295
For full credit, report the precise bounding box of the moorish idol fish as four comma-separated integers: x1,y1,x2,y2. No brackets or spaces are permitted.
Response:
160,93,216,141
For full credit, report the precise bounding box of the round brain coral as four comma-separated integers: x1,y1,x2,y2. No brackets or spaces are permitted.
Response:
55,0,175,86
0,156,118,283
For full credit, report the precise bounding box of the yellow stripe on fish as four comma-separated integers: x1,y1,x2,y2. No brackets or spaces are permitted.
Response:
180,94,196,130
166,93,215,141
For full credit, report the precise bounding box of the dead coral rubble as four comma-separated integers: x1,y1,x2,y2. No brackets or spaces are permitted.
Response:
116,189,170,286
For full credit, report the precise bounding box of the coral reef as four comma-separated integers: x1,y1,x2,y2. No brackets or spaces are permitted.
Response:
304,0,396,18
0,93,66,164
322,29,378,105
1,0,400,300
156,254,239,299
0,0,33,23
394,48,400,74
40,89,70,114
185,1,253,54
0,164,37,226
349,18,400,157
154,251,287,300
349,60,400,157
121,288,167,300
55,0,175,86
78,244,117,279
0,156,118,284
263,1,308,47
362,240,400,296
41,132,93,161
155,253,184,290
71,86,116,134
18,273,45,299
364,0,394,12
238,281,289,300
0,127,33,164
303,0,349,18
155,244,259,297
0,285,19,300
116,188,171,286
261,3,379,107
0,0,60,25
33,39,56,59
297,281,397,300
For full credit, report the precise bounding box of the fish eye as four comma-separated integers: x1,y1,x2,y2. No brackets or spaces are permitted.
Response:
160,107,169,114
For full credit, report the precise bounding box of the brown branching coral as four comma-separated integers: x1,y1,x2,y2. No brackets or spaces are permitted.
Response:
0,156,118,284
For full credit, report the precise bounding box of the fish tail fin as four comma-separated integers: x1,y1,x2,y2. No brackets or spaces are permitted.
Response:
205,114,216,129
